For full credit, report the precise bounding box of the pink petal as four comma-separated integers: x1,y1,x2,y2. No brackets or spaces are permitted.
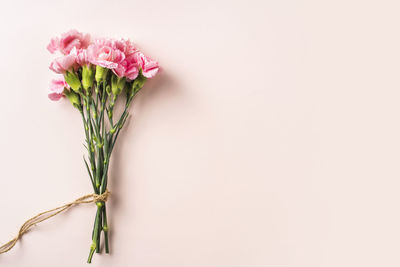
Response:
142,60,159,78
49,54,77,74
47,38,59,54
59,29,91,55
112,64,126,77
50,79,68,93
81,33,91,48
49,61,63,74
142,67,159,78
48,92,64,101
95,60,118,69
125,64,139,80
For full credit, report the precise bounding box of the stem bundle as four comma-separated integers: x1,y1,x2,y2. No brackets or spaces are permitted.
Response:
76,71,137,263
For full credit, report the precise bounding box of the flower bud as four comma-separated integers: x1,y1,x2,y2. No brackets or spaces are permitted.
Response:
82,65,94,91
118,77,126,92
95,65,108,83
64,90,81,109
129,73,147,97
111,75,126,96
111,74,118,94
64,71,81,92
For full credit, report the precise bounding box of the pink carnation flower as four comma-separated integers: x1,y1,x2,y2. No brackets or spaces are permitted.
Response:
87,39,125,69
49,52,77,74
134,52,159,78
76,48,90,66
109,39,140,79
47,29,90,55
48,77,69,101
113,39,138,57
113,48,159,80
113,55,139,80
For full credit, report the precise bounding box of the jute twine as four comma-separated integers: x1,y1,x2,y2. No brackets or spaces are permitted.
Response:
0,190,110,254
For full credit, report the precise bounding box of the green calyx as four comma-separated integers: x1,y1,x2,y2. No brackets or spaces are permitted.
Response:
64,71,81,92
82,65,95,91
64,89,81,109
95,66,108,83
129,73,147,97
111,75,126,96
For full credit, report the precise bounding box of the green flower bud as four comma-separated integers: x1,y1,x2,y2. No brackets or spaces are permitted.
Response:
82,65,94,91
111,74,118,94
118,77,126,92
64,90,81,109
111,75,126,96
64,71,81,92
129,73,147,96
95,65,108,83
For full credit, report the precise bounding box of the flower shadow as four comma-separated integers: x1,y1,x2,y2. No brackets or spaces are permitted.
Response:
105,69,181,253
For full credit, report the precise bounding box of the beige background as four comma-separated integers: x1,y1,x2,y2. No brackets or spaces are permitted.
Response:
0,0,400,266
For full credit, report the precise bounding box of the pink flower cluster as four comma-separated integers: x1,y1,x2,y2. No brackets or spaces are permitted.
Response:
48,30,159,100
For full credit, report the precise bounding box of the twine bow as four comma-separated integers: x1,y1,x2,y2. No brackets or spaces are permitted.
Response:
0,190,110,254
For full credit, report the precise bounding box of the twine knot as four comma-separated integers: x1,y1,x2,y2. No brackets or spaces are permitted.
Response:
0,190,110,254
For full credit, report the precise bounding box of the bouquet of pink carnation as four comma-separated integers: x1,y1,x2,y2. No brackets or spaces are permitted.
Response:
47,30,159,263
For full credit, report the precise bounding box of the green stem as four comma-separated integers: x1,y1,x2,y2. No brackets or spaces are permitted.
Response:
87,206,101,263
79,105,98,193
96,205,103,253
102,207,109,253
